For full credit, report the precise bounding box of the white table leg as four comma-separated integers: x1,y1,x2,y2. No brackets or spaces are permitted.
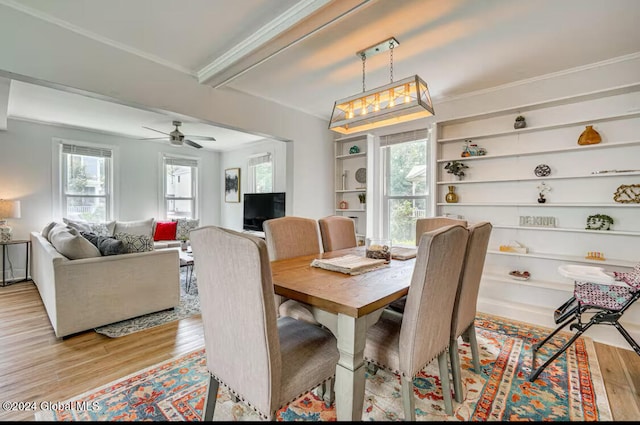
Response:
334,313,367,421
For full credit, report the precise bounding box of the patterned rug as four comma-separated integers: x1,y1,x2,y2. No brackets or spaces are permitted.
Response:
36,313,612,421
94,271,199,338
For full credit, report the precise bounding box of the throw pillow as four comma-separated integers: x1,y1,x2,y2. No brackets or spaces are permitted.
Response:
41,221,59,241
153,221,178,241
49,225,101,260
114,232,154,253
114,218,155,238
63,217,92,233
81,232,127,256
173,218,199,241
63,218,116,236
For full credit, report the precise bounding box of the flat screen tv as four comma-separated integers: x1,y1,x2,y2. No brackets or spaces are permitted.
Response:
243,192,286,232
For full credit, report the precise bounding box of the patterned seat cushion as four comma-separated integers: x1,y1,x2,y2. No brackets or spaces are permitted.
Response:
613,262,640,290
574,281,634,310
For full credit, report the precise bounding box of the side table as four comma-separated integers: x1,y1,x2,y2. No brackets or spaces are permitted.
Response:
1,239,31,287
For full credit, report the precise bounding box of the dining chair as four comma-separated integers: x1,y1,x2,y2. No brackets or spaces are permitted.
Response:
448,221,492,403
263,216,322,323
190,226,340,420
387,216,468,314
414,216,467,246
363,224,469,419
318,215,358,252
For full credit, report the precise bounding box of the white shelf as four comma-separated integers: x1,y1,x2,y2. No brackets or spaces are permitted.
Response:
492,225,640,236
437,202,639,207
437,140,640,163
487,250,636,268
335,189,366,193
336,209,366,212
436,171,640,185
483,273,574,292
336,152,366,160
435,82,640,128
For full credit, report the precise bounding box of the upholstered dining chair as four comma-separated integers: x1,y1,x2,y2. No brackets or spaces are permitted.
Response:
387,216,469,313
318,215,358,252
190,226,340,421
263,216,322,324
363,224,469,419
414,216,468,246
448,221,492,403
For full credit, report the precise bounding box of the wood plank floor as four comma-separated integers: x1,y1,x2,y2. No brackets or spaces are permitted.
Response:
1,281,639,421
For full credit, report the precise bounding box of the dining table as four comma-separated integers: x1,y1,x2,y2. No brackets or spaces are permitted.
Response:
270,245,416,421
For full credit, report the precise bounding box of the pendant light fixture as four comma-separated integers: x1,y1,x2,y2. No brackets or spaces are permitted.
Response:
329,37,434,135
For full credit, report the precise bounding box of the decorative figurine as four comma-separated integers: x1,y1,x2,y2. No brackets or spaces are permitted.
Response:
339,200,348,209
585,251,606,261
349,145,360,154
537,182,551,203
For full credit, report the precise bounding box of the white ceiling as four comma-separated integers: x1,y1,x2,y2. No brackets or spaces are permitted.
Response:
2,0,640,150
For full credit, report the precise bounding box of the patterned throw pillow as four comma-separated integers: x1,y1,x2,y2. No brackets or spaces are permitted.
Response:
173,218,199,241
114,232,154,253
614,262,640,290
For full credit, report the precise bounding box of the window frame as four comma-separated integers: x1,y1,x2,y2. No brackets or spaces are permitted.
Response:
54,138,116,221
247,152,274,193
161,154,199,220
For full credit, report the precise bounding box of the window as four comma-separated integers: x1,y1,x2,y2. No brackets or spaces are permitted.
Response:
380,129,430,246
248,153,273,193
61,142,112,221
163,156,198,219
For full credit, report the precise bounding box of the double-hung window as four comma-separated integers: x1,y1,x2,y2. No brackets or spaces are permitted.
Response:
61,142,112,221
247,152,273,193
163,156,198,219
380,129,431,245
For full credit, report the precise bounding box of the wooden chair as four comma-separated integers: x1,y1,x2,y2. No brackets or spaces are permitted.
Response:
318,215,358,252
190,226,339,420
449,221,492,402
363,224,469,419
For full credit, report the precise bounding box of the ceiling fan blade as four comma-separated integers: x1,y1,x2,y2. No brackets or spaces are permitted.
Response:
185,139,203,149
142,126,170,136
138,137,169,140
184,135,216,141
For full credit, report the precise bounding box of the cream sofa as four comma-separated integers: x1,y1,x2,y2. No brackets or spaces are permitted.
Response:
31,231,181,338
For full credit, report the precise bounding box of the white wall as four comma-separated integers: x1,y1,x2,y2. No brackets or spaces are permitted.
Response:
219,139,290,231
0,118,220,279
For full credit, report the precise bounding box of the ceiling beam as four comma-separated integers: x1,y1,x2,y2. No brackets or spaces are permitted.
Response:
197,0,371,88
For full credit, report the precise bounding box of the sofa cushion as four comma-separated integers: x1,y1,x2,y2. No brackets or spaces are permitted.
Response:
154,221,177,241
49,225,102,260
81,232,127,256
41,221,59,241
115,232,154,253
63,218,116,236
173,218,199,241
114,218,155,238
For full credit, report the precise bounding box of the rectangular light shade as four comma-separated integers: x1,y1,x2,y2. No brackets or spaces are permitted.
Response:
0,200,21,219
329,75,434,135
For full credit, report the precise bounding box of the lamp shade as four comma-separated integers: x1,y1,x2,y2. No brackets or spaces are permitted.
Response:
329,75,434,135
0,200,21,219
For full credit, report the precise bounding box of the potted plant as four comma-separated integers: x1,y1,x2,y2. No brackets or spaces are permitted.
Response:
586,214,614,230
358,192,366,207
444,161,469,180
514,115,526,129
537,182,551,203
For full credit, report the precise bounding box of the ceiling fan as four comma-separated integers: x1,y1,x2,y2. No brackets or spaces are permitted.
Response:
140,121,216,149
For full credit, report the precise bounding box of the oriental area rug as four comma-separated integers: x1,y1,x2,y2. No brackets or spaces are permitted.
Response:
94,270,200,338
36,313,612,421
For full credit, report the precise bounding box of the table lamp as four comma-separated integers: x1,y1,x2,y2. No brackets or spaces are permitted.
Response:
0,199,21,242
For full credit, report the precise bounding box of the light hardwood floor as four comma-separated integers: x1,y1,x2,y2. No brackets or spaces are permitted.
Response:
1,281,639,421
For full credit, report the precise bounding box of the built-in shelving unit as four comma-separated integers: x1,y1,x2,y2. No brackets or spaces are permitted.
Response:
334,134,373,245
433,83,640,348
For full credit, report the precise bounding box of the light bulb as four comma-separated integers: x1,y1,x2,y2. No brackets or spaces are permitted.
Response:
347,101,354,119
361,98,367,115
374,93,380,112
404,83,411,103
389,89,395,107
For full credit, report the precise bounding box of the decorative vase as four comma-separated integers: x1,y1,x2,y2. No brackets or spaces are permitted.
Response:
538,196,546,204
445,186,458,203
577,125,601,145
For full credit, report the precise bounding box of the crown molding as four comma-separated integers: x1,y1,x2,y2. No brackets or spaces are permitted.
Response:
0,0,195,76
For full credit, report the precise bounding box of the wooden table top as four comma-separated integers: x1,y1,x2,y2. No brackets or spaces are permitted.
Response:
270,247,415,318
